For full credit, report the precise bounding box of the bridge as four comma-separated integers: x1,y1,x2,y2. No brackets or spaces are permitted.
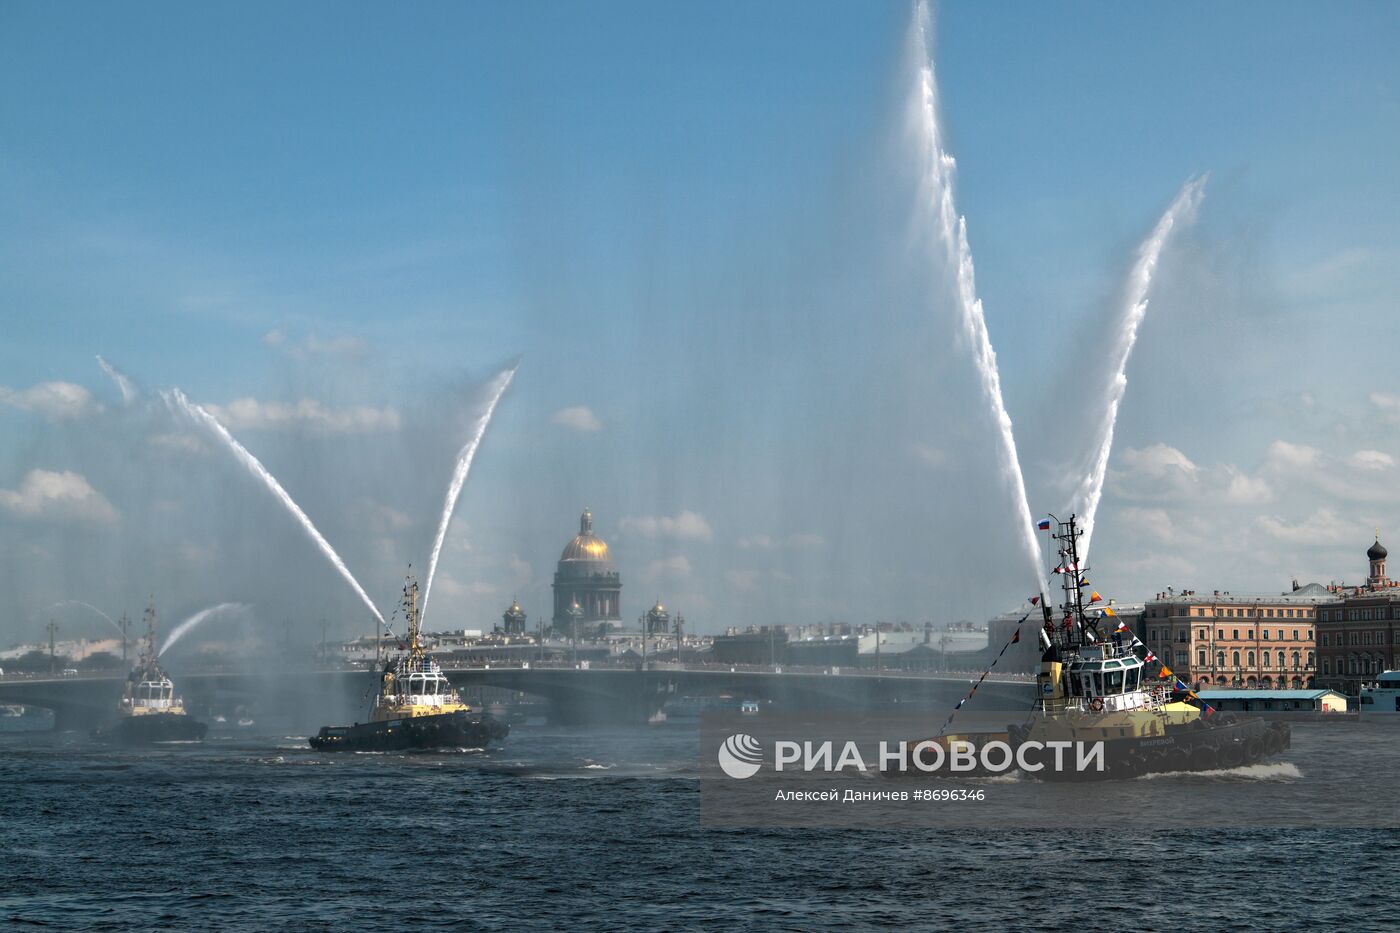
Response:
0,665,1035,730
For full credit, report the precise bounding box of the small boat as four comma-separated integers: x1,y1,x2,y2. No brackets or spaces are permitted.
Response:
309,575,508,752
1360,671,1400,718
740,700,760,715
93,600,207,745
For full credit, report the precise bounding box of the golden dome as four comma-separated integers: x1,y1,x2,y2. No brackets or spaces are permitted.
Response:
560,508,612,563
562,535,611,561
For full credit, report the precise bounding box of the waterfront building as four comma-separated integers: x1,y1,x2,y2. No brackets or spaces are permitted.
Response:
1194,688,1348,714
1139,587,1326,690
1316,534,1400,693
552,508,623,635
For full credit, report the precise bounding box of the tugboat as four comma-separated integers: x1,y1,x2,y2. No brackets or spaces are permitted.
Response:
93,600,207,744
896,515,1289,781
309,576,508,752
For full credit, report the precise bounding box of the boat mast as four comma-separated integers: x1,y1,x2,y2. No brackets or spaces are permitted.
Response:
1052,515,1093,648
403,576,423,661
141,597,158,673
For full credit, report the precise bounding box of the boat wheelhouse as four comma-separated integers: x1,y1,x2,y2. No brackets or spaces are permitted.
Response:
1360,671,1400,717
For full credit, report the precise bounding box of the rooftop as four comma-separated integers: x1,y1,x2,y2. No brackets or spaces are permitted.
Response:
1196,689,1344,700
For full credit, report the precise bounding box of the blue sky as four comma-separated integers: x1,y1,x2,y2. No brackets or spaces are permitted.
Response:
3,1,1400,641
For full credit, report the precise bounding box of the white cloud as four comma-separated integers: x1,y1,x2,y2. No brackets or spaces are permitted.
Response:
550,406,603,433
263,328,368,361
1222,467,1274,504
148,432,207,456
737,532,825,550
0,469,118,524
508,554,533,587
1110,444,1200,501
206,397,400,433
1265,440,1322,473
0,382,100,420
1257,508,1357,545
1371,392,1400,426
1121,443,1199,477
912,443,949,469
643,555,692,581
1350,450,1395,472
726,569,761,592
620,510,714,541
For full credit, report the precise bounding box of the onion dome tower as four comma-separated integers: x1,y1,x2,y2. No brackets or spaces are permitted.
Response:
1368,532,1389,588
552,508,622,634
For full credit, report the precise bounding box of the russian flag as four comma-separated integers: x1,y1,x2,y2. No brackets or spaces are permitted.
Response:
1037,519,1052,530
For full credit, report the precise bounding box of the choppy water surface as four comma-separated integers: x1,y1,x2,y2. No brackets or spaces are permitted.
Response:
2,721,1395,930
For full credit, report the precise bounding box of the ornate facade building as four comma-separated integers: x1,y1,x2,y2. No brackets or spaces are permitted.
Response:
552,508,622,634
1138,586,1325,690
1316,535,1400,693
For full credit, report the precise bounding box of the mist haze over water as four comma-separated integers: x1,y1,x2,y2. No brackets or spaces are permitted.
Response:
3,722,1397,930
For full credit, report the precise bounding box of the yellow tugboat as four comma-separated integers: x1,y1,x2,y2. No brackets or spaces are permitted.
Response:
309,575,508,752
894,515,1289,780
93,599,207,744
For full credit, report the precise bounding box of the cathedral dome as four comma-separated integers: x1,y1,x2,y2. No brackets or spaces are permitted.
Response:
1369,536,1388,562
560,508,614,565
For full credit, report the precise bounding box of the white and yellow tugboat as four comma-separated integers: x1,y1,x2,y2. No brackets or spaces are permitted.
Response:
309,576,508,752
93,600,207,744
896,515,1289,780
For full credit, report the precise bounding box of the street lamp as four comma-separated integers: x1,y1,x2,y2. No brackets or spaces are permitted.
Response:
569,600,583,667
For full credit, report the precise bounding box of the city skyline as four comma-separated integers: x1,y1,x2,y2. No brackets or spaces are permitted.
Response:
4,2,1400,642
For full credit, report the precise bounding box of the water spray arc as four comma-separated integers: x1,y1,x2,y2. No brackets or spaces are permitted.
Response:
32,600,122,636
96,355,138,406
164,388,386,628
1073,176,1207,560
913,2,1043,591
160,602,248,656
420,363,519,626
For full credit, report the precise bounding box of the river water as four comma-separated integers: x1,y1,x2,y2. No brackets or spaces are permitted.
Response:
1,720,1394,930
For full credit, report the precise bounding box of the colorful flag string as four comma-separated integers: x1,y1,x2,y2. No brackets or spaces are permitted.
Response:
937,611,1029,737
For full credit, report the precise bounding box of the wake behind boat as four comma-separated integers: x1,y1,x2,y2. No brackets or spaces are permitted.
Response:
92,599,207,745
309,575,508,752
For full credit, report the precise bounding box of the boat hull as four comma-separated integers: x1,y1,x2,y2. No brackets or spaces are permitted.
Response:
93,713,208,745
889,713,1290,782
308,709,509,752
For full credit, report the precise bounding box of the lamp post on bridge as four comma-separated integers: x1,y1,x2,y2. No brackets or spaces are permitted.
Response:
568,601,583,668
46,619,59,675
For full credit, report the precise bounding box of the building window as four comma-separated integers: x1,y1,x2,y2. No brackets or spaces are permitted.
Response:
1247,629,1254,639
1321,634,1329,647
1199,628,1206,640
1176,651,1187,665
1306,651,1314,668
1365,632,1373,645
1198,650,1206,666
1247,650,1256,666
1232,650,1241,666
1217,629,1224,640
1197,608,1205,617
1232,629,1239,640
